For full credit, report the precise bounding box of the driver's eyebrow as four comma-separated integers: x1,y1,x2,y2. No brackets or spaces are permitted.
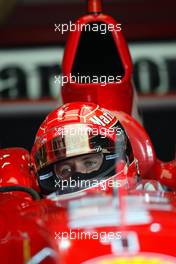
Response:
80,156,93,161
80,154,100,161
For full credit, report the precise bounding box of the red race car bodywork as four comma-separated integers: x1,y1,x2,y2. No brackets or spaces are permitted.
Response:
1,186,176,263
0,1,176,263
61,0,134,116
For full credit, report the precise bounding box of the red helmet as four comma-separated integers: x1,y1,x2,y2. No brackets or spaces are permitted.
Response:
31,102,137,195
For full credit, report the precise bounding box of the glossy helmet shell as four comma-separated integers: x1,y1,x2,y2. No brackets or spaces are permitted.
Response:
31,102,137,195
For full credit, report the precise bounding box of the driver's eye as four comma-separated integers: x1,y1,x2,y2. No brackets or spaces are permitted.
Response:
56,164,72,179
84,160,97,169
